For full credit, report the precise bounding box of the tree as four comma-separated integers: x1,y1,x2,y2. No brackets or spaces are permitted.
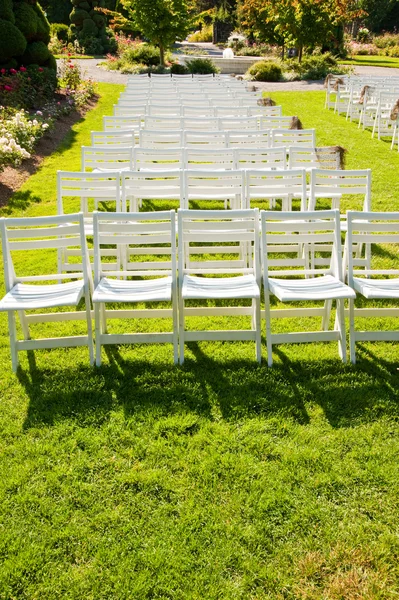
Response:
238,0,362,60
121,0,191,66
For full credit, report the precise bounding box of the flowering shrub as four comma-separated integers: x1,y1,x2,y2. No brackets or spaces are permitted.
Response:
0,107,49,171
345,40,378,56
0,65,57,109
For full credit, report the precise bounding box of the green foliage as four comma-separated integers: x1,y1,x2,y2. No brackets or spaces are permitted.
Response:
123,43,163,66
33,3,51,44
247,60,282,81
170,62,190,74
186,57,219,73
121,0,190,65
51,23,70,42
22,41,50,65
69,1,117,55
14,3,40,42
0,0,15,23
187,23,213,42
287,53,340,80
0,65,57,109
70,8,91,24
0,19,27,64
39,0,73,25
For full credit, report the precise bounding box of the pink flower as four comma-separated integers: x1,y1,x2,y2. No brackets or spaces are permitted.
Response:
57,101,61,105
38,67,43,72
19,66,27,72
9,68,17,74
4,85,12,91
0,69,5,74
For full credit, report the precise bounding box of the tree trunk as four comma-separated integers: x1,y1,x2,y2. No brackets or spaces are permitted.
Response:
298,44,303,62
159,43,165,67
281,43,285,61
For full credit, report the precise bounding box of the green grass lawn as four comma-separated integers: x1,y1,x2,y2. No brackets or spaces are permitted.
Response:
339,54,399,68
1,86,399,599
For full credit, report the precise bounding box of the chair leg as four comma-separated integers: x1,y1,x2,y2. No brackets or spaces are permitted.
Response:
322,299,332,330
84,290,94,366
254,298,261,364
336,299,347,362
264,289,273,367
18,310,30,340
178,294,185,365
94,303,102,366
8,312,19,373
349,298,356,364
172,292,179,365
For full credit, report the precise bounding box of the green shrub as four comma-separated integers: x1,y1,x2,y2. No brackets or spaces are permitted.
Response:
33,3,51,44
14,3,39,41
78,34,103,55
82,18,98,36
70,8,90,25
0,0,14,23
171,63,190,75
51,23,70,42
247,60,282,82
187,24,213,43
287,54,339,80
123,43,163,67
0,19,27,63
186,57,219,74
22,41,50,65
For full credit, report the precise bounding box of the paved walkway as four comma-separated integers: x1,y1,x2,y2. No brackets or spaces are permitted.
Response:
61,56,399,91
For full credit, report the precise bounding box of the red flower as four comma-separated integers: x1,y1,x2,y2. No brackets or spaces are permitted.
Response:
19,66,27,72
9,68,17,74
4,85,13,91
0,69,5,74
38,68,43,72
68,53,71,57
69,64,74,69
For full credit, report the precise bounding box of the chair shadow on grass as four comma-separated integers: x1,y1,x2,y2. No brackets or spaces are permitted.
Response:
19,338,399,432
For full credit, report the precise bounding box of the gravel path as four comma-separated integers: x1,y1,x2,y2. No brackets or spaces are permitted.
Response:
61,57,399,92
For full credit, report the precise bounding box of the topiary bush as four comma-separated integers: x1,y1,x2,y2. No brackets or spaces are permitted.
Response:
186,58,219,74
0,0,54,70
247,61,282,82
69,0,117,55
170,63,190,75
51,23,70,42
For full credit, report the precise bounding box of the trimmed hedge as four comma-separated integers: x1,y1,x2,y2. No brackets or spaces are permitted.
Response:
0,20,27,63
247,61,282,82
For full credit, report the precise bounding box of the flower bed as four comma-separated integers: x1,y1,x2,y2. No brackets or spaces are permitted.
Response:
0,59,97,172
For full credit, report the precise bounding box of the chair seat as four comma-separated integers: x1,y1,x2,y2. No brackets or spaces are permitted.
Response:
268,274,356,302
93,276,172,303
0,280,85,311
353,277,399,299
182,274,260,300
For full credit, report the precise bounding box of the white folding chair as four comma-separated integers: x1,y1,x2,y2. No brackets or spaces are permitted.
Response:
184,148,236,171
91,130,135,147
288,146,342,171
103,116,140,135
113,105,147,118
347,210,399,363
261,209,355,366
246,169,307,211
122,170,183,212
0,213,94,372
177,208,261,364
235,147,286,170
183,130,227,148
92,210,178,366
219,116,259,131
271,129,316,147
139,129,183,149
81,146,133,173
133,147,183,171
147,104,182,117
226,129,270,148
183,169,245,210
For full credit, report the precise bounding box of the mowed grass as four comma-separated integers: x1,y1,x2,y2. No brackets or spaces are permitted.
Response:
339,54,399,68
1,88,399,599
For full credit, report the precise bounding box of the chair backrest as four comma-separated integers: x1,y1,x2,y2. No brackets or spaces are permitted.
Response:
147,104,183,117
261,209,343,279
214,106,250,118
93,210,176,285
139,129,183,148
346,210,399,280
182,105,215,118
114,105,147,118
235,147,286,170
144,115,183,130
91,130,135,147
288,146,342,170
81,146,133,172
122,170,182,211
309,169,371,212
183,130,227,148
103,116,141,133
117,99,149,110
0,213,91,292
57,171,121,217
184,148,236,170
178,208,260,277
246,169,307,211
226,129,270,148
271,129,316,147
184,169,245,209
219,116,259,131
133,147,183,170
247,105,282,117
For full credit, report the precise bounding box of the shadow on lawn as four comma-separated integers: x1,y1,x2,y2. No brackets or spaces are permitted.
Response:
19,342,399,431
